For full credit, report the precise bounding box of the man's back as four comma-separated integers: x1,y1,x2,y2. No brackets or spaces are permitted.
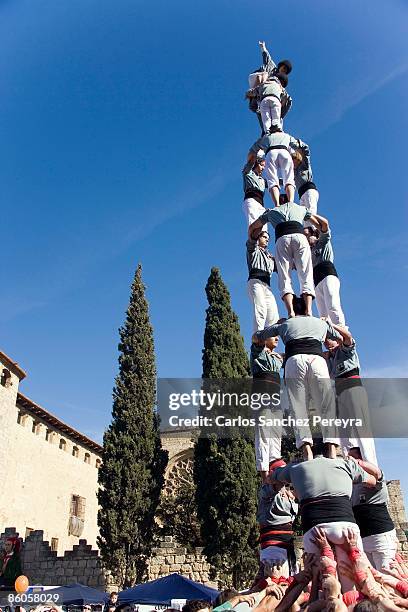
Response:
276,457,367,501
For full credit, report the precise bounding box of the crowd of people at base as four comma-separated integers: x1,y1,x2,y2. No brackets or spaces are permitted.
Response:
179,544,408,612
237,41,406,609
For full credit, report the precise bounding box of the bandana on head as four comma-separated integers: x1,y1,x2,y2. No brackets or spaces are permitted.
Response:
269,458,287,472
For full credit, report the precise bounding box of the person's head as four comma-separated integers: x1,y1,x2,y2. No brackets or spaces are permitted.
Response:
348,447,363,460
276,72,288,88
277,60,292,75
115,605,131,612
4,537,20,554
109,594,118,604
213,590,238,608
257,230,269,249
324,334,340,351
279,193,289,206
312,438,325,458
304,226,319,246
254,158,266,174
262,559,285,579
265,336,279,350
254,150,266,174
292,296,307,316
353,600,379,612
182,601,211,612
291,149,303,169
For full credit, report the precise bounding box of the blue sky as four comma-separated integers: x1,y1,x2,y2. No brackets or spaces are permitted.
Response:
1,1,408,498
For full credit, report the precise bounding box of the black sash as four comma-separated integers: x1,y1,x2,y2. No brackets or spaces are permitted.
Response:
275,221,304,242
284,338,322,364
253,371,281,385
298,181,317,199
245,189,265,205
301,496,355,533
353,503,394,538
266,145,290,154
260,93,281,103
248,269,271,286
335,369,362,394
313,261,339,287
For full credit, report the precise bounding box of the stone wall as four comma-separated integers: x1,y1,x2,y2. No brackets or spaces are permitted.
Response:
387,480,408,549
147,536,212,584
0,528,112,588
1,529,210,588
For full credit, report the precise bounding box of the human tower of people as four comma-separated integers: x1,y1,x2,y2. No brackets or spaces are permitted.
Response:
228,41,408,610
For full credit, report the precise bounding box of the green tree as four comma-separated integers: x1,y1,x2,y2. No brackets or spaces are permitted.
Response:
157,480,203,551
97,264,168,587
194,267,259,588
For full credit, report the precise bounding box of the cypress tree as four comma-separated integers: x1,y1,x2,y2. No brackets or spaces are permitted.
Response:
97,264,168,587
194,267,259,588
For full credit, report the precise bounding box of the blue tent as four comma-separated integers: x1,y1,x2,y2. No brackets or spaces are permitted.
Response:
119,573,219,604
42,583,109,606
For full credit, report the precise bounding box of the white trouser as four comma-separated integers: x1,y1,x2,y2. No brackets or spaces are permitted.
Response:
337,385,378,466
255,406,282,471
362,529,398,570
259,96,282,133
242,198,267,230
264,150,295,190
247,278,279,332
315,275,345,326
260,548,289,578
303,522,364,592
300,188,319,228
285,355,339,448
275,233,315,298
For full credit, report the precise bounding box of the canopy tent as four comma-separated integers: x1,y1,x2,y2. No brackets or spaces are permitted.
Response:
119,573,219,604
42,583,109,605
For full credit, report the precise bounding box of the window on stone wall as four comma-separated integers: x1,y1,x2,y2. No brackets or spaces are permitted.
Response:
72,446,79,458
84,452,90,464
95,458,101,469
59,438,67,451
69,495,86,537
17,412,28,427
1,368,12,388
51,538,58,552
32,421,41,435
71,495,86,519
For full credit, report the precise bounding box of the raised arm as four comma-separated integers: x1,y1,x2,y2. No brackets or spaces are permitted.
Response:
329,322,353,347
259,40,276,76
253,323,282,343
243,158,255,175
308,213,329,233
248,214,267,239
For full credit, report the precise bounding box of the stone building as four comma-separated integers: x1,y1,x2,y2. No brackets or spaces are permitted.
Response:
0,349,102,555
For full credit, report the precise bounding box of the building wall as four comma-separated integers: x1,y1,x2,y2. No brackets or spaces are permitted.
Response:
0,355,101,555
0,363,22,522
